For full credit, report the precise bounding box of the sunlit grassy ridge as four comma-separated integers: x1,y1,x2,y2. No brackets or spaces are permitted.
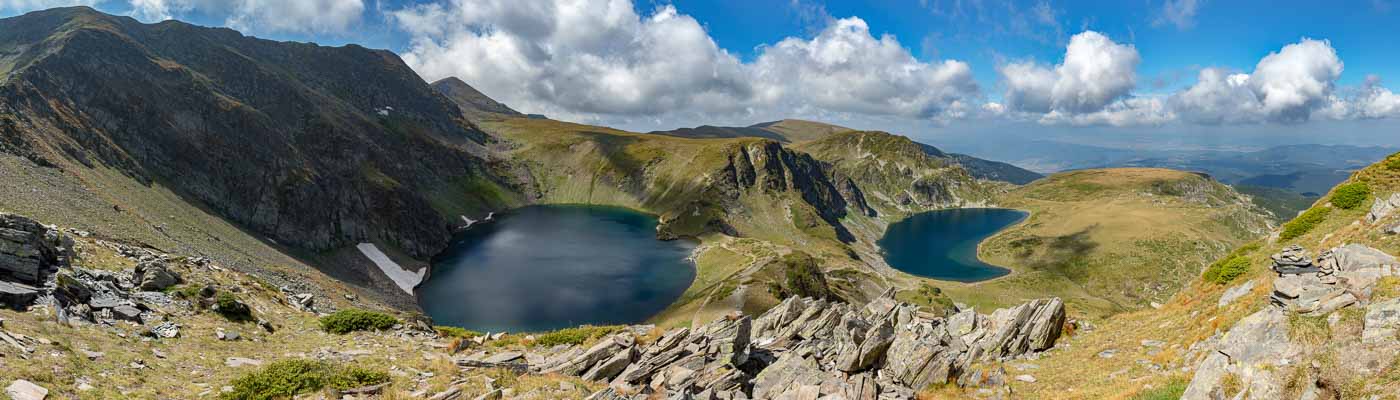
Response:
1000,152,1400,399
959,168,1273,317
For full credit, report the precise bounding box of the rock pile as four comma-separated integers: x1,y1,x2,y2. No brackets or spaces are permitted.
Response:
456,292,1066,399
1269,245,1318,275
1270,244,1397,315
0,213,73,308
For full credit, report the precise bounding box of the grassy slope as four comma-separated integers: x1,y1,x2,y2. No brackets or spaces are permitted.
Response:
0,232,603,399
949,168,1272,318
989,153,1400,399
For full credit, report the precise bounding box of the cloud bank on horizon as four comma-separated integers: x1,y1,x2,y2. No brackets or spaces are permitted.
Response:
3,0,1400,137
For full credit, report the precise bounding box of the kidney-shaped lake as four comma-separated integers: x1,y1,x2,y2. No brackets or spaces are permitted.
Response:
877,208,1027,282
418,205,696,333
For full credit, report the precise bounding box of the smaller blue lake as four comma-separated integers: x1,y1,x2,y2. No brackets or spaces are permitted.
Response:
418,205,696,333
877,208,1027,282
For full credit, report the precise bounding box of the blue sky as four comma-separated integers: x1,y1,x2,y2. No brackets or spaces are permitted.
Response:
4,0,1399,148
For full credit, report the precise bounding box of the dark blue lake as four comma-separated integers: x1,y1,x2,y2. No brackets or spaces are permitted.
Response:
877,208,1027,282
418,205,696,333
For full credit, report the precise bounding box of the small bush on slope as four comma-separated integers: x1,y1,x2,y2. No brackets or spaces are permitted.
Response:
319,309,398,334
434,326,482,338
532,325,622,347
779,252,834,300
1280,207,1332,241
1204,256,1252,284
215,292,254,322
221,359,388,400
1330,182,1371,209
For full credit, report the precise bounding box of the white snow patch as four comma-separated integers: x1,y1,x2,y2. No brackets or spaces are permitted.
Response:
357,243,423,294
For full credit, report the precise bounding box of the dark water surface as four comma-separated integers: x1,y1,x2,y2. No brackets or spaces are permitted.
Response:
877,208,1027,282
418,205,696,333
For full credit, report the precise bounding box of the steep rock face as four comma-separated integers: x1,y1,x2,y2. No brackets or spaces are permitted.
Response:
0,8,514,259
795,131,994,217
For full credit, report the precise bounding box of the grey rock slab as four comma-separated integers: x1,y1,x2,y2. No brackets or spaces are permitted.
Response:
5,379,47,400
1364,298,1400,343
1218,280,1256,308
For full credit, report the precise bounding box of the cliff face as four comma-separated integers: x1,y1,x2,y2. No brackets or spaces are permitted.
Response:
0,7,515,260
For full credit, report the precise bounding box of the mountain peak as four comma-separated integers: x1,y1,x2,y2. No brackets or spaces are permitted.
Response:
431,77,522,117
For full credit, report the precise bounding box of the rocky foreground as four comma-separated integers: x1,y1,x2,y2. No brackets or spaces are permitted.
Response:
455,293,1066,399
1183,242,1400,399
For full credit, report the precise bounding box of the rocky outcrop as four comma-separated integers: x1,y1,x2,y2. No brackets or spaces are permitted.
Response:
1367,193,1400,224
473,293,1067,399
0,213,72,309
1191,244,1400,399
0,213,71,285
1182,308,1296,400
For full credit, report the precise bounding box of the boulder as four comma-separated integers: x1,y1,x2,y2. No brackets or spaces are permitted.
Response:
1363,298,1400,343
134,262,181,291
5,379,48,400
751,354,824,399
0,213,70,285
1183,307,1295,400
544,334,633,376
1367,193,1400,224
1329,244,1396,272
835,317,894,372
881,321,955,388
0,280,40,310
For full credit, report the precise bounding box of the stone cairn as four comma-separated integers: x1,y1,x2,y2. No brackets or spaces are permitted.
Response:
1270,244,1398,316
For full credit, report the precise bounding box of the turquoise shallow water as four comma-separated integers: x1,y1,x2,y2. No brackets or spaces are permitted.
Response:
418,205,696,333
877,208,1027,282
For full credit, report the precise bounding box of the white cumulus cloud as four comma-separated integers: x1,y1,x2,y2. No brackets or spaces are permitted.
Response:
752,17,980,119
0,0,98,13
392,0,980,123
126,0,364,34
1169,38,1344,124
1000,31,1140,115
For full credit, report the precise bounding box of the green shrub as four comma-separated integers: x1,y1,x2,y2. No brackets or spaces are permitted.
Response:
215,292,254,322
1131,378,1188,400
319,309,398,334
1386,155,1400,171
779,252,834,300
532,325,621,347
433,326,482,338
1204,256,1252,284
221,359,389,400
1280,207,1332,241
1330,182,1370,209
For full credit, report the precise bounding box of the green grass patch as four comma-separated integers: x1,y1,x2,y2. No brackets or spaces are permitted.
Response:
1385,155,1400,171
319,309,398,334
221,359,389,400
1330,182,1371,210
434,326,483,338
531,325,622,347
1131,378,1188,400
1280,207,1332,241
